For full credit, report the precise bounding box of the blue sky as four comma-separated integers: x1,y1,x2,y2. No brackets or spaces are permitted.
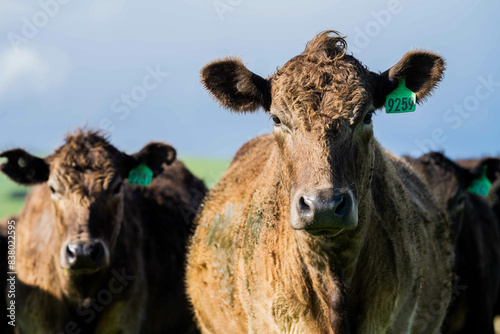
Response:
0,0,499,159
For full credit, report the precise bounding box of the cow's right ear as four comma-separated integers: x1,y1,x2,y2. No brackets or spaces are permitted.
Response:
121,142,176,178
0,149,50,185
471,158,500,185
201,58,271,113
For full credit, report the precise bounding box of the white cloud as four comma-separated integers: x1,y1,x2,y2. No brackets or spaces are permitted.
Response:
0,0,32,24
0,46,71,96
88,0,127,22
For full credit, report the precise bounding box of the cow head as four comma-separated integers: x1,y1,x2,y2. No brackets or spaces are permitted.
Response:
457,156,500,219
410,153,500,222
201,30,445,237
0,130,176,274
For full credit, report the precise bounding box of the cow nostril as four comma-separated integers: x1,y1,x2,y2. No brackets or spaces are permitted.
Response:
298,196,312,217
66,246,76,264
334,196,348,216
89,243,104,262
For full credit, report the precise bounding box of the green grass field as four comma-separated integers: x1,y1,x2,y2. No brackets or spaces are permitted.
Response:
0,158,230,219
0,172,27,219
181,157,230,189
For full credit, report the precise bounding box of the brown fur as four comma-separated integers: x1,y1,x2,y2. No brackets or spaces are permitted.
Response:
0,130,206,334
188,31,453,333
407,152,500,334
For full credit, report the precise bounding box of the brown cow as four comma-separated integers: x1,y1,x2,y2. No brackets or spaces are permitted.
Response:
406,152,500,334
186,31,453,333
0,130,206,334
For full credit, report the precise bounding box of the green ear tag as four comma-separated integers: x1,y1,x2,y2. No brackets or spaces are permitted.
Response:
468,166,491,196
128,163,153,186
385,78,416,113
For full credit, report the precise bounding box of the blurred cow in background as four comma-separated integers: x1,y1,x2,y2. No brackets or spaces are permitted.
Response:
407,152,500,334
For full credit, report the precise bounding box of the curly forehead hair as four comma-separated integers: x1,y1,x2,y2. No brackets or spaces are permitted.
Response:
46,130,125,202
48,129,122,170
302,30,347,63
271,31,373,130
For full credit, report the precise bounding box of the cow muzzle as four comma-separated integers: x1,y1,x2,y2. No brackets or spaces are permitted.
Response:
61,239,109,274
290,187,358,236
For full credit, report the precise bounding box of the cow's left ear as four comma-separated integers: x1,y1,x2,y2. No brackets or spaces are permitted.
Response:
0,149,50,185
373,51,445,108
123,142,176,177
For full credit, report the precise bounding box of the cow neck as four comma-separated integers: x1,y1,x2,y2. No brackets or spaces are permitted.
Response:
267,146,375,289
264,143,407,333
252,151,346,329
324,143,405,286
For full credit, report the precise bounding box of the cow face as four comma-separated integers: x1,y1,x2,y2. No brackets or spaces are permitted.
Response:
0,131,176,274
201,30,445,237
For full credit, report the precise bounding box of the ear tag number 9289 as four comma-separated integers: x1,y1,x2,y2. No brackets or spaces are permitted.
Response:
385,78,416,113
128,163,153,186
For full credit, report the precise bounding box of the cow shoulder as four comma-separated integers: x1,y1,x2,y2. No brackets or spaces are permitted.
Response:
207,134,274,206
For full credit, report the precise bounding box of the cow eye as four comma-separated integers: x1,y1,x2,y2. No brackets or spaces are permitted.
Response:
271,116,281,126
363,111,374,125
48,184,61,198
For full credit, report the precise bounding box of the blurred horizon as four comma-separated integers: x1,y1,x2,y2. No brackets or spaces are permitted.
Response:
0,0,499,160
